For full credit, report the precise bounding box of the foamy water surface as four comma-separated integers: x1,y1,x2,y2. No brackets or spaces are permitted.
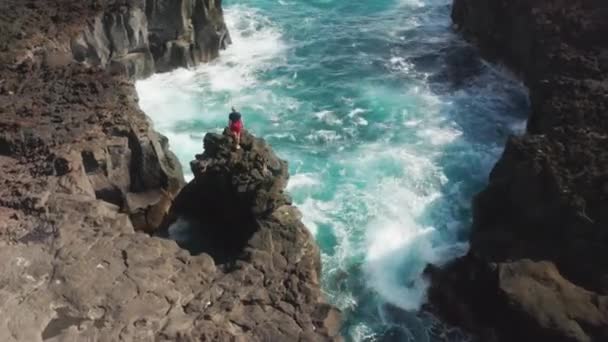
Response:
137,0,528,340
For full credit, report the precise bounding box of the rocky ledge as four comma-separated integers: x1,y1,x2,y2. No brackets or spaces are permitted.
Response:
164,130,342,340
0,0,338,341
427,1,608,341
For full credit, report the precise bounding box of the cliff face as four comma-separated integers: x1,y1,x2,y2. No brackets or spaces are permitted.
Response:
0,1,337,341
4,0,230,79
0,0,228,245
165,130,342,340
72,0,230,78
428,1,608,341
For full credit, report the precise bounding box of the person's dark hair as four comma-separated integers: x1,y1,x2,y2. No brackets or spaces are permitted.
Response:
229,108,242,122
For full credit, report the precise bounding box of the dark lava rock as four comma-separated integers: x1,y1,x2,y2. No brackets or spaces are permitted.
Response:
71,0,231,78
428,1,608,341
163,129,342,340
169,129,290,262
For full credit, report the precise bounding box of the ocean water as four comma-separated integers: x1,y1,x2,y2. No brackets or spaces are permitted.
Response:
136,0,528,340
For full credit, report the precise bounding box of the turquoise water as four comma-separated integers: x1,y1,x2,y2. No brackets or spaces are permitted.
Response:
136,0,528,340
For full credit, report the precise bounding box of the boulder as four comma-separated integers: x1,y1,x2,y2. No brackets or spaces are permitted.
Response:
498,260,608,342
126,189,173,232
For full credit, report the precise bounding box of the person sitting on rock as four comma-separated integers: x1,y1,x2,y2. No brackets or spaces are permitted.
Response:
228,107,243,149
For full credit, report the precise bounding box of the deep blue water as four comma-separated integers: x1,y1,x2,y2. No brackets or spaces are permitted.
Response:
136,0,528,340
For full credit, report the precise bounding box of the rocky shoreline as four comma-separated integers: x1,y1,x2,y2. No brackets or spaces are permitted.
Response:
0,1,339,340
428,1,608,341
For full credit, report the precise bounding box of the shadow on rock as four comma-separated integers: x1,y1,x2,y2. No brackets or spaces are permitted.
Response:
162,129,290,264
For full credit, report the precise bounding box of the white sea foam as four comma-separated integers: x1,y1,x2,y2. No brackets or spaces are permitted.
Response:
344,141,449,310
265,132,297,141
136,4,288,171
398,0,425,9
306,130,341,143
417,125,462,146
314,110,343,125
137,4,286,107
349,324,377,342
347,108,366,117
354,117,369,126
389,56,414,73
201,5,287,92
346,108,368,126
298,197,335,237
404,119,421,127
322,75,471,311
287,173,321,191
363,180,441,310
292,125,450,313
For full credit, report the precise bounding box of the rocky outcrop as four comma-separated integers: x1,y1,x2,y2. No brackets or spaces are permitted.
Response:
169,130,291,262
0,32,187,342
2,0,229,77
160,130,341,340
0,60,184,230
0,0,228,232
428,1,608,341
71,3,156,78
0,0,338,341
69,0,230,78
146,0,231,72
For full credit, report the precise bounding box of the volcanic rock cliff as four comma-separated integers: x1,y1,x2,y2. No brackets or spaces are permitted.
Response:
0,1,338,341
428,1,608,341
165,130,341,340
3,0,230,80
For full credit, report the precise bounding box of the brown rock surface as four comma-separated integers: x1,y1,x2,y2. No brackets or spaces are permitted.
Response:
0,1,338,341
428,1,608,341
